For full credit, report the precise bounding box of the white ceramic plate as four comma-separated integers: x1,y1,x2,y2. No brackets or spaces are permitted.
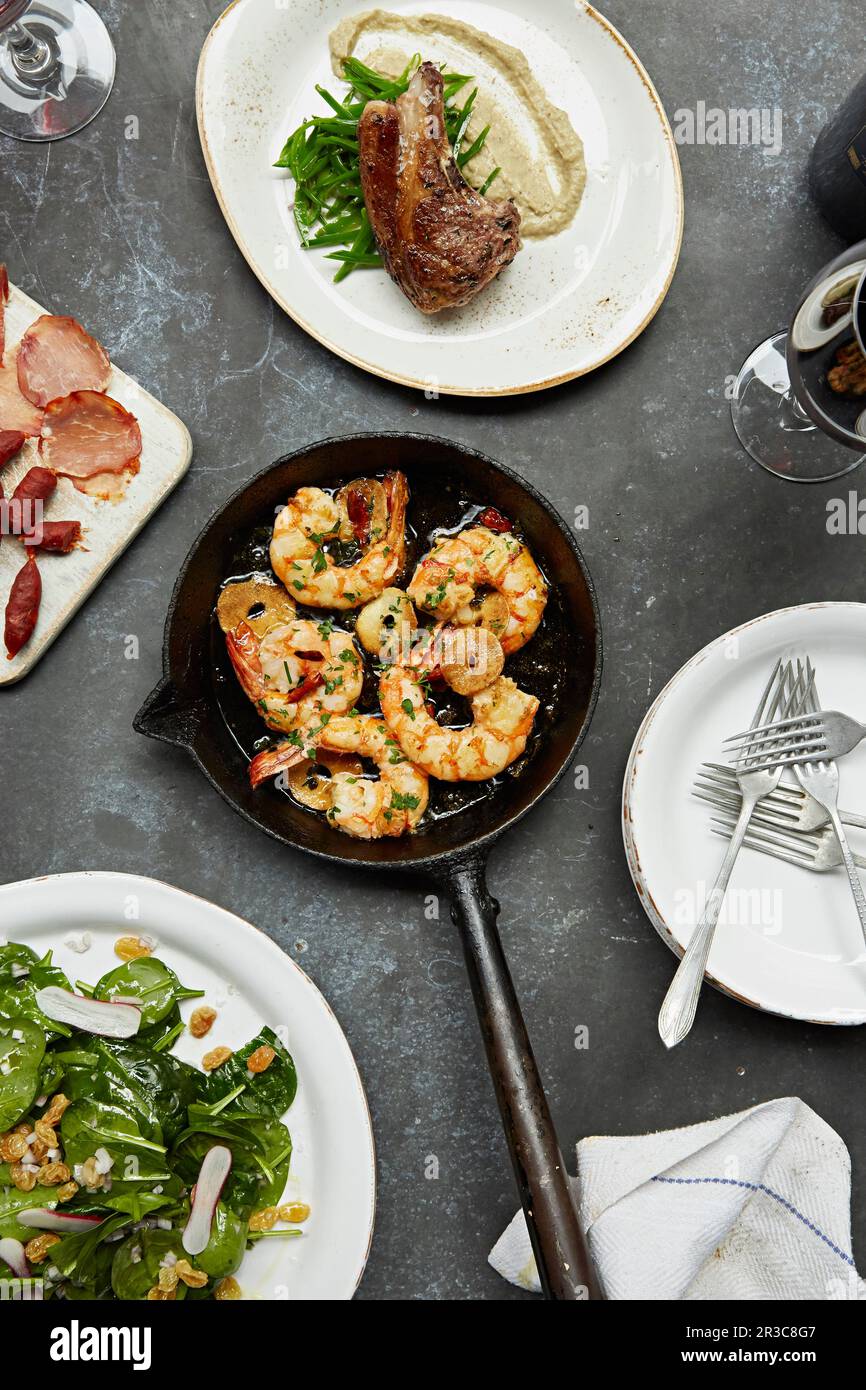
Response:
196,0,683,395
0,872,376,1299
623,603,866,1027
0,285,192,686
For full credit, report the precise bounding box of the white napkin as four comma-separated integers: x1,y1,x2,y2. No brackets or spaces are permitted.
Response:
490,1097,865,1299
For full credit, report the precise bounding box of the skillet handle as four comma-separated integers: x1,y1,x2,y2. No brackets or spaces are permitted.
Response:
445,854,598,1300
133,676,205,751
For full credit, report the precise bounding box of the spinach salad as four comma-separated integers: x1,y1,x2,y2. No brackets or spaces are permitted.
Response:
0,938,305,1300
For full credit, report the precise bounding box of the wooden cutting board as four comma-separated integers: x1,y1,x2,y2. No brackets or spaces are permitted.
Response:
0,284,192,684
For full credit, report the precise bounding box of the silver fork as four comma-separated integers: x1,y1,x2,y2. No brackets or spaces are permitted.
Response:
707,809,866,873
693,764,866,833
657,658,796,1049
722,707,866,774
792,661,866,947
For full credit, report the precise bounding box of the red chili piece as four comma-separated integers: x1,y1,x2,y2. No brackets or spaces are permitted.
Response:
477,507,512,533
345,488,372,546
285,672,324,704
5,551,41,658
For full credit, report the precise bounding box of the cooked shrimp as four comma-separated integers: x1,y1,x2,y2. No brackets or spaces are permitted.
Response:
379,665,539,781
250,714,429,839
270,472,409,609
407,526,547,653
225,617,364,737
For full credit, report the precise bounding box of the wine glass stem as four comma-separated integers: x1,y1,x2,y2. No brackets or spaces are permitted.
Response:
7,19,56,81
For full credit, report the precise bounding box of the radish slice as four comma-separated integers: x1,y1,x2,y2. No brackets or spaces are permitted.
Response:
182,1145,232,1256
0,1238,29,1279
17,1208,103,1234
35,986,141,1038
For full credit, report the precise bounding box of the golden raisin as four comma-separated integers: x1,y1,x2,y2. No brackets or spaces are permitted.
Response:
189,1005,217,1039
279,1202,310,1224
79,1156,104,1189
147,1285,176,1300
202,1046,232,1072
175,1258,208,1289
114,935,152,961
37,1162,71,1187
56,1181,79,1203
29,1137,49,1162
158,1264,178,1292
248,1206,278,1232
24,1233,60,1264
10,1164,37,1192
34,1119,57,1148
0,1132,28,1163
42,1093,70,1127
215,1276,242,1300
247,1045,276,1075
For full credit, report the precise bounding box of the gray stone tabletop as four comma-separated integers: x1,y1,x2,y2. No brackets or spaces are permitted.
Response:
1,0,864,1299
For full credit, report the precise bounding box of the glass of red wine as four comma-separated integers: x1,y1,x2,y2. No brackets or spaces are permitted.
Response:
0,0,114,141
731,240,866,482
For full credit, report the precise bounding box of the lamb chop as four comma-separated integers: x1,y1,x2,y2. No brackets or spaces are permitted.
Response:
358,62,520,314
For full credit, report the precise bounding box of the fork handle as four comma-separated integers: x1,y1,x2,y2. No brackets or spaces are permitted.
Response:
658,796,754,1048
828,807,866,948
841,809,866,831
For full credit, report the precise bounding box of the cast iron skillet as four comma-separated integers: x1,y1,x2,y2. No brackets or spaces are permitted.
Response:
134,433,602,1299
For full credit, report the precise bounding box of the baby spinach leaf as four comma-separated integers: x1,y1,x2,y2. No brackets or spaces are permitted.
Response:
201,1027,297,1117
60,1043,163,1143
100,1183,182,1221
0,942,38,984
0,1016,45,1130
0,1181,56,1241
196,1201,247,1279
0,952,72,1038
111,1226,189,1301
37,1051,65,1101
51,1211,132,1295
100,1039,202,1144
93,958,204,1029
60,1243,116,1300
60,1038,202,1146
138,1001,182,1048
173,1115,292,1219
61,1099,172,1198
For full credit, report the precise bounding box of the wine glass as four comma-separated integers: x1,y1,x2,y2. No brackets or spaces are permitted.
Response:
0,0,115,142
731,240,866,482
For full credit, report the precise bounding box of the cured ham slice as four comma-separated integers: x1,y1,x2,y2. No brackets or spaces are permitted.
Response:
17,315,111,408
40,391,141,492
0,265,8,365
0,355,44,437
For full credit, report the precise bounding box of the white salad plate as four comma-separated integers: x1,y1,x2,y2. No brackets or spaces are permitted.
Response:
0,872,376,1300
0,285,192,686
196,0,683,395
623,603,866,1027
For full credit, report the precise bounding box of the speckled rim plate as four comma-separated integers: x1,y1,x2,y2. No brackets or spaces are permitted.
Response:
0,871,376,1299
623,603,866,1027
196,0,683,396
